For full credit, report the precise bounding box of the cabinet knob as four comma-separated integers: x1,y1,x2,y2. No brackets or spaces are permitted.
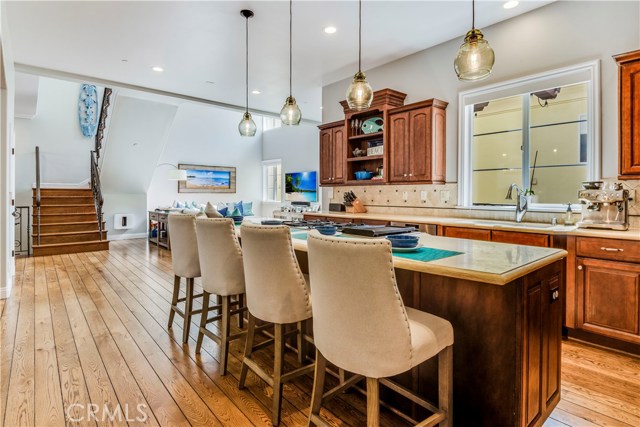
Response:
577,265,583,270
409,173,413,177
404,174,408,177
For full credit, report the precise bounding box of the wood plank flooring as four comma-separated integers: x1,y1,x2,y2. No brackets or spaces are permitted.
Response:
1,239,639,427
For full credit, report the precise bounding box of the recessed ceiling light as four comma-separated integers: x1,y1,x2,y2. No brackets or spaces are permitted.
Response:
502,153,507,157
152,66,164,72
121,59,128,63
503,1,519,9
205,80,215,84
553,149,558,153
324,26,337,34
252,90,261,94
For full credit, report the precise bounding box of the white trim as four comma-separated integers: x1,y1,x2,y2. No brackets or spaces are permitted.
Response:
0,282,12,299
108,233,147,241
457,60,601,208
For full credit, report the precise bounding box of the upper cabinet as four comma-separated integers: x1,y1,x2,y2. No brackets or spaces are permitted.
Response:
615,49,640,178
319,89,447,186
318,121,346,185
388,100,447,184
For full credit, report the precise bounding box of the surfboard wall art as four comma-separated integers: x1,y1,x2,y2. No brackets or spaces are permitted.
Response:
78,84,98,137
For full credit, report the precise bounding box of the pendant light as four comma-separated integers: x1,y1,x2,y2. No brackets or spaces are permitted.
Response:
345,0,373,111
239,9,257,137
280,0,302,125
454,0,495,81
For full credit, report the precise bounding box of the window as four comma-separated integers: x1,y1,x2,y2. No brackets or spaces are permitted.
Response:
262,160,282,202
262,116,282,132
459,62,600,210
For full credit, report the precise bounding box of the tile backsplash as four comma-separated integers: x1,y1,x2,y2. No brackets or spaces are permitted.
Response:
325,179,640,229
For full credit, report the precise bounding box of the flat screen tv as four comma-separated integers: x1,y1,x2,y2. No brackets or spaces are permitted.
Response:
285,171,318,202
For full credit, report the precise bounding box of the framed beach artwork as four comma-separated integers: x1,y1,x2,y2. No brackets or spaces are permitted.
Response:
178,164,236,193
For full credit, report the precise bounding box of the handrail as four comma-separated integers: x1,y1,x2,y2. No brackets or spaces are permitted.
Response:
90,151,104,241
95,87,113,163
35,146,41,246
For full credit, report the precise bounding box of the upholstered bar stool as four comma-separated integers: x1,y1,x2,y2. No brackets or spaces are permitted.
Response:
167,214,203,343
307,232,454,427
239,223,315,426
195,218,247,375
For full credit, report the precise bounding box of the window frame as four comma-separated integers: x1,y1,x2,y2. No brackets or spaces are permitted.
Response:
262,159,282,203
458,60,601,212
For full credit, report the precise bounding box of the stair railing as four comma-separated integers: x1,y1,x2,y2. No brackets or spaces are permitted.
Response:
35,146,41,246
95,87,112,163
90,151,104,241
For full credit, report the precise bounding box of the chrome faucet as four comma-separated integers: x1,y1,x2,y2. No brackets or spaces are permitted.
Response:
505,183,528,223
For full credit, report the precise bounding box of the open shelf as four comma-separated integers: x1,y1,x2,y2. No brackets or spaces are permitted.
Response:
348,131,384,141
347,155,384,163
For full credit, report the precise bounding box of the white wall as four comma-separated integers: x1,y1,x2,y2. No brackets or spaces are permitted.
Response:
14,77,103,207
261,123,319,215
322,0,640,181
1,0,16,297
147,103,263,214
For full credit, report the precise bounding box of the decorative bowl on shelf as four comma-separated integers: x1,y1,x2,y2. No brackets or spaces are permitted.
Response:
316,225,337,236
352,148,367,157
361,117,383,134
354,171,374,180
386,234,419,248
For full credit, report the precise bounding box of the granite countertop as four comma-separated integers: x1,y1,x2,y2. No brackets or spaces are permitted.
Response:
307,211,640,241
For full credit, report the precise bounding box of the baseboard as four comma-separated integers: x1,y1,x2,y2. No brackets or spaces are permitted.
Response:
0,284,12,299
108,232,148,241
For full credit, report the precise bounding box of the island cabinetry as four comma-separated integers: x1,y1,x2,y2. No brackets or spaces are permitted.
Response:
319,121,346,185
574,237,640,345
388,100,448,184
440,226,551,247
614,49,640,178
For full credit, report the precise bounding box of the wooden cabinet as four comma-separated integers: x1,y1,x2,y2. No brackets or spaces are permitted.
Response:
148,211,170,249
388,100,447,184
615,49,640,178
522,263,563,427
442,226,491,241
492,230,550,247
569,238,640,344
318,121,346,185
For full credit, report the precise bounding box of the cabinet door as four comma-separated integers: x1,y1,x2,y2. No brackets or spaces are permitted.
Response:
319,128,334,184
442,226,491,241
389,112,410,182
332,126,346,183
408,107,432,181
576,257,640,343
619,56,640,176
492,230,549,247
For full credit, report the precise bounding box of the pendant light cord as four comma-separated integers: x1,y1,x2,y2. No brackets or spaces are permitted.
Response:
289,0,292,97
472,0,475,29
245,14,249,114
358,0,362,73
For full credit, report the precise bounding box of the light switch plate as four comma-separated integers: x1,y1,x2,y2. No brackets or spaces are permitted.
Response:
420,191,427,201
327,188,334,199
402,191,408,201
440,190,450,202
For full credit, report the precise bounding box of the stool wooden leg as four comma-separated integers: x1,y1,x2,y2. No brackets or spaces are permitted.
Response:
220,296,231,376
366,377,379,427
168,275,180,328
239,313,256,389
195,291,210,353
272,323,285,426
237,294,245,328
296,320,306,365
182,278,194,343
439,345,453,427
308,349,327,427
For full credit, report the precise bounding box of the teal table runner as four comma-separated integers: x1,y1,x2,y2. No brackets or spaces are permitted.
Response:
291,231,463,263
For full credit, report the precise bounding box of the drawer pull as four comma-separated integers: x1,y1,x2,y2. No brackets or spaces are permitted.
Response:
600,247,624,252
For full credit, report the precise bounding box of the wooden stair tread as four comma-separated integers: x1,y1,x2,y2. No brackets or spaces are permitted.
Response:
33,240,109,249
33,230,104,237
36,221,101,225
32,204,95,207
33,213,96,216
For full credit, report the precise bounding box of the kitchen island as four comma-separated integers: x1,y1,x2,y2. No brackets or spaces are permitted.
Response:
283,228,567,427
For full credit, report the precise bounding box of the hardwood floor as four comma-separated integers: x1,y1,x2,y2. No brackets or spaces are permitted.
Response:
1,239,639,427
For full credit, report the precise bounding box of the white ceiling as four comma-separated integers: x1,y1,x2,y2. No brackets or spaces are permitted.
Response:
6,0,553,121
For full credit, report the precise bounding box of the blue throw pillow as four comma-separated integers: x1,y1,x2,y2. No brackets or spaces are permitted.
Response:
234,200,244,215
229,207,242,217
242,201,254,216
218,207,228,217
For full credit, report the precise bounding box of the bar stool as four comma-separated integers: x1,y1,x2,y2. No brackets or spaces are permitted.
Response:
307,232,454,427
167,214,203,344
195,218,247,375
239,224,315,426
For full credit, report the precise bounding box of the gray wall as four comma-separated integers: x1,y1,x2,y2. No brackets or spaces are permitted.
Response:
322,1,640,181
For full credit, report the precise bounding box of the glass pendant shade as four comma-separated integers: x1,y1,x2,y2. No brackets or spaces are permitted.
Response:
280,96,302,125
346,71,373,111
454,29,495,81
167,169,187,181
238,112,257,137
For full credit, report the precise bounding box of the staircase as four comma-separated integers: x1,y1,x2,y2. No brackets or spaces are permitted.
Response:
32,187,109,256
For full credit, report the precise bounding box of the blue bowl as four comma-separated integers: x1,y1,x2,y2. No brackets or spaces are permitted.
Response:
386,234,419,248
316,225,337,236
355,171,373,180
